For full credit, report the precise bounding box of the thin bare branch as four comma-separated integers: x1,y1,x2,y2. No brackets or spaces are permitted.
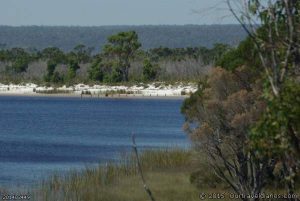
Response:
132,134,156,201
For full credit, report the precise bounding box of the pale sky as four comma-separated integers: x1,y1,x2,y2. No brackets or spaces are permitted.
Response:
0,0,237,26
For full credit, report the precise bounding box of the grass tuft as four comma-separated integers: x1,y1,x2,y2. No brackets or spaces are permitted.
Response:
33,149,196,201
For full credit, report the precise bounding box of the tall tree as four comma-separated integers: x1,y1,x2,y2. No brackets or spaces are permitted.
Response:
227,0,299,96
88,56,104,81
8,48,32,73
72,44,93,64
142,59,160,81
227,0,300,197
66,52,80,80
41,47,66,82
102,31,141,82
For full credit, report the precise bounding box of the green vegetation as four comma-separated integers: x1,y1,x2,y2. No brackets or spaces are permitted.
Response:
101,31,141,82
0,36,230,84
41,47,66,83
142,59,160,81
215,38,258,70
34,149,203,201
0,48,35,73
33,148,300,201
88,55,104,81
182,0,300,200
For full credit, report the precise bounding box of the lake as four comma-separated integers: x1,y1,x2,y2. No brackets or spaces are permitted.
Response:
0,96,189,189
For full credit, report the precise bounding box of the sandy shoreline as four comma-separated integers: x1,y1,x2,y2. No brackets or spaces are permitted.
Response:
0,92,188,99
0,82,197,99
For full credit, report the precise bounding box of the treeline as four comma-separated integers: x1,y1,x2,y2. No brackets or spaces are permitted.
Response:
0,25,247,51
0,31,231,84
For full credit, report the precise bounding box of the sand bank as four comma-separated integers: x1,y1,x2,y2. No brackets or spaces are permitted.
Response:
0,82,197,98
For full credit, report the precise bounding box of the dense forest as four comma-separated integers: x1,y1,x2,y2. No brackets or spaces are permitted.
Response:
0,32,231,84
0,25,247,51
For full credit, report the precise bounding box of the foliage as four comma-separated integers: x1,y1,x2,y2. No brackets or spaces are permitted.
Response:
66,52,80,81
0,32,233,84
41,47,66,83
216,37,259,71
44,61,60,83
67,59,80,80
251,80,300,158
51,72,63,83
142,59,160,81
181,81,206,118
102,31,141,82
72,44,93,63
88,56,104,81
227,0,300,196
10,56,30,73
182,67,272,199
148,44,230,65
0,48,33,73
41,47,66,63
209,43,231,62
249,79,300,190
103,65,123,83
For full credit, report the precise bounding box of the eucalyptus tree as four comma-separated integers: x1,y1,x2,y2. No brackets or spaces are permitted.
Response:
72,44,94,64
41,47,66,82
142,59,160,81
226,0,300,198
3,48,32,73
102,31,141,82
66,52,80,80
182,1,300,199
88,55,104,82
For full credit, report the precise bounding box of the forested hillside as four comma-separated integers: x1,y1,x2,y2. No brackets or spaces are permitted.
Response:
0,25,247,52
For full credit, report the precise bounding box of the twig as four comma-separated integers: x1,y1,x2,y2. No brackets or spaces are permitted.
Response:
132,134,156,201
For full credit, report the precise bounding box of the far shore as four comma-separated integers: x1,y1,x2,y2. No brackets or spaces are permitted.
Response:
0,82,197,99
0,91,188,99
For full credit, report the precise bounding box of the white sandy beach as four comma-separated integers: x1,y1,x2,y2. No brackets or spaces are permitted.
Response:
0,82,198,98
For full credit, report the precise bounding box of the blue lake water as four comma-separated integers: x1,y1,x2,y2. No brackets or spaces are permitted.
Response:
0,96,188,188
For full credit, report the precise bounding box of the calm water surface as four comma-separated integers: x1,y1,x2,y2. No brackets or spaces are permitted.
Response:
0,96,188,188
